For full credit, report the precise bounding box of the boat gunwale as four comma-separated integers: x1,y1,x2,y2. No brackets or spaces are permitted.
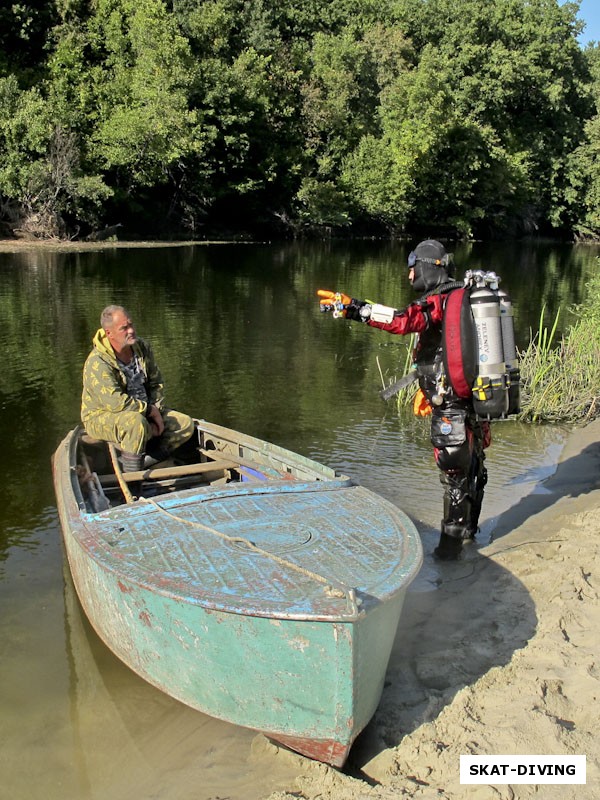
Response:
196,417,345,482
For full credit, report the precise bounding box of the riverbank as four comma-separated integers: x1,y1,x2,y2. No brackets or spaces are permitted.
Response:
0,238,232,252
261,419,600,800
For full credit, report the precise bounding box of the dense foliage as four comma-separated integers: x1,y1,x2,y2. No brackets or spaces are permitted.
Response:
1,0,599,240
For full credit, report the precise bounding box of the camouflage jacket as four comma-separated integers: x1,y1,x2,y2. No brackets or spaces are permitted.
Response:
81,328,164,427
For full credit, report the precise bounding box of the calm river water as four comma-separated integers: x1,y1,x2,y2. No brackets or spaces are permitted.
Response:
0,238,598,799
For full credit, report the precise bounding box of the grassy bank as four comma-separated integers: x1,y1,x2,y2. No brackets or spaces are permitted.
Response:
518,270,600,424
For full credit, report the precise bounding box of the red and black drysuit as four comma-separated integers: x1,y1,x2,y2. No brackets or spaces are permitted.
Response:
357,289,490,553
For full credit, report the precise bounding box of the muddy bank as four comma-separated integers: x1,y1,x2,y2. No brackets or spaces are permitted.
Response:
0,238,228,252
261,419,600,800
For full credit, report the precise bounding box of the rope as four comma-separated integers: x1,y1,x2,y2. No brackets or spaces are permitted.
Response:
140,496,360,619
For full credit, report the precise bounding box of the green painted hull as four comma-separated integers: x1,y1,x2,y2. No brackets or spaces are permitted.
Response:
53,421,422,765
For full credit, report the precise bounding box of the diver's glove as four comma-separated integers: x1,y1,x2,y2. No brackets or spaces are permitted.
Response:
347,299,399,324
317,290,395,324
345,299,371,322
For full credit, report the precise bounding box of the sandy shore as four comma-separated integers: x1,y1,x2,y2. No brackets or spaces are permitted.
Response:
260,419,600,800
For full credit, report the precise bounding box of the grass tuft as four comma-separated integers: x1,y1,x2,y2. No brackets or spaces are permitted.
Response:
518,270,600,424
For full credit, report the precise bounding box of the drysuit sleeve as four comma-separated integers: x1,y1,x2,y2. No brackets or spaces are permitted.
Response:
368,294,445,335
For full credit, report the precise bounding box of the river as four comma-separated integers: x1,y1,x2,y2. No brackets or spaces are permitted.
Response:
0,238,598,799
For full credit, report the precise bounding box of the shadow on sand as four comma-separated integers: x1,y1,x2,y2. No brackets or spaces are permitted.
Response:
348,421,600,777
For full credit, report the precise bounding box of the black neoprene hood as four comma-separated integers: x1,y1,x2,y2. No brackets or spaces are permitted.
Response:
409,239,453,292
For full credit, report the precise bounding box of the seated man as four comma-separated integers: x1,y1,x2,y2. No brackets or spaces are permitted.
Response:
81,305,195,475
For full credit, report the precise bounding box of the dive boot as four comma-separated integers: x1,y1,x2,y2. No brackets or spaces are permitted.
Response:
433,523,464,561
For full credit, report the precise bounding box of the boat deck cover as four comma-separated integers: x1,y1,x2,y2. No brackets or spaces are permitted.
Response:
80,479,421,620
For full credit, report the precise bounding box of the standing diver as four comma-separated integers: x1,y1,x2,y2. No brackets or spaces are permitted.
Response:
318,240,491,561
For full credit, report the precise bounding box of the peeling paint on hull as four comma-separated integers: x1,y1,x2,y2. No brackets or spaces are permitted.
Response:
53,422,422,767
269,733,351,768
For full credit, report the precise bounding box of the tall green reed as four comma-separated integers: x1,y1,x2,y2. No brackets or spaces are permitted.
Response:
519,271,600,423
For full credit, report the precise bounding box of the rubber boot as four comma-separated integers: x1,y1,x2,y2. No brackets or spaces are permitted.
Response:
144,439,171,468
120,451,145,498
170,431,199,463
467,463,488,539
441,470,478,541
433,523,464,561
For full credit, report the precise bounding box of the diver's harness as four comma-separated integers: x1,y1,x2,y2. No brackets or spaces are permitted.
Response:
379,272,520,420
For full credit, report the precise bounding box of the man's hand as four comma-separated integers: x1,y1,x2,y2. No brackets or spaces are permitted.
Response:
146,404,165,437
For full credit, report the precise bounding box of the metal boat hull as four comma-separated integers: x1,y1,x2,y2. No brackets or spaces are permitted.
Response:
53,421,422,765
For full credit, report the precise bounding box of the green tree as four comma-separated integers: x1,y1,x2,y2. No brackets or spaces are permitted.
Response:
567,43,600,238
385,0,591,235
87,0,201,187
175,0,306,228
0,3,58,80
296,23,412,227
0,73,109,238
0,0,596,239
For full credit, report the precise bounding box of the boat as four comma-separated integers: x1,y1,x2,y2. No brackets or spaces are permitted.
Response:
52,419,422,767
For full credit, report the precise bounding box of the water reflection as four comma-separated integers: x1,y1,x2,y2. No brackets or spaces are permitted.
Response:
60,563,299,800
0,239,598,798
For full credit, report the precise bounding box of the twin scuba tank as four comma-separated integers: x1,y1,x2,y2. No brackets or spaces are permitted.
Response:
441,270,521,419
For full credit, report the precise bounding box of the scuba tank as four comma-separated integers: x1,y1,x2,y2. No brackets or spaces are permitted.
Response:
468,271,509,419
441,270,519,419
498,288,521,415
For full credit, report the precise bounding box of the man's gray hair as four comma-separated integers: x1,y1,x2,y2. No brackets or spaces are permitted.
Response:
101,305,130,329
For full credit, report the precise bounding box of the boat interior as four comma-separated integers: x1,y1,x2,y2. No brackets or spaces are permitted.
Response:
75,423,313,513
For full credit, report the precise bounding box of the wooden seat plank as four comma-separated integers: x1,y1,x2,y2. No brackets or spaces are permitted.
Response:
98,459,238,484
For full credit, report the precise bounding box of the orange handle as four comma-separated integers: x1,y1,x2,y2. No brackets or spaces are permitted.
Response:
317,289,352,306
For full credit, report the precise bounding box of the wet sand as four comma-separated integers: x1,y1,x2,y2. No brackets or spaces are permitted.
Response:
261,419,600,800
